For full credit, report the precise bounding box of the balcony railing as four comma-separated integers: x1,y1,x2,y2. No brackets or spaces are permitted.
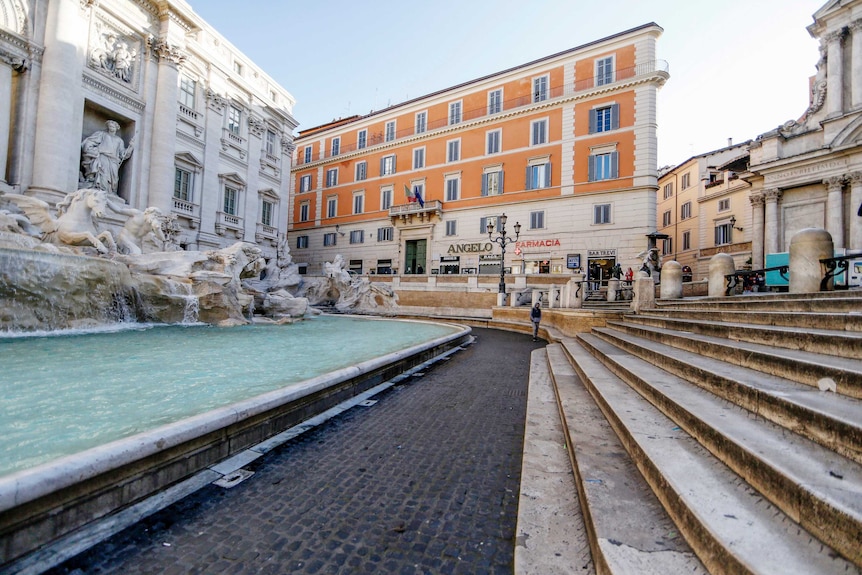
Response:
296,60,668,166
388,199,442,217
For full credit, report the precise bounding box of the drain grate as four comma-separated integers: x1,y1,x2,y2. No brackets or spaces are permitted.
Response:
213,468,254,489
359,399,378,407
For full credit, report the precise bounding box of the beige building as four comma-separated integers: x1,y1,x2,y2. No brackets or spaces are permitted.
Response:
745,0,862,268
657,142,752,280
0,0,297,259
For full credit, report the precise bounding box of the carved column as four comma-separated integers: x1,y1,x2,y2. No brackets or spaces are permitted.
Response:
763,188,783,255
824,176,845,248
825,29,846,116
29,0,88,200
198,89,227,247
0,54,26,186
849,171,862,249
852,21,862,109
749,190,766,269
146,38,184,213
279,135,295,232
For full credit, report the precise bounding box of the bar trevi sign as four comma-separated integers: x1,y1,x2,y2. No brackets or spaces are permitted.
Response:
588,249,617,257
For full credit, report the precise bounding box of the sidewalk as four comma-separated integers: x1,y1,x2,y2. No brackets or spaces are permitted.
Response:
47,327,544,575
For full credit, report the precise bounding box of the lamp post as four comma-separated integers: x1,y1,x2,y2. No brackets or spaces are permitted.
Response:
487,213,521,302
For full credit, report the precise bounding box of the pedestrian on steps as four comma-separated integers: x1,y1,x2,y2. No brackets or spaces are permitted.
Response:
530,302,542,342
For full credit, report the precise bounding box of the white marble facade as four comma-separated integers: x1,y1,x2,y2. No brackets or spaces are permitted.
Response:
0,0,297,259
748,0,862,266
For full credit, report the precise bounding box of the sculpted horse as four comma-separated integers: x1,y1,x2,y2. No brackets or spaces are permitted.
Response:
4,189,117,253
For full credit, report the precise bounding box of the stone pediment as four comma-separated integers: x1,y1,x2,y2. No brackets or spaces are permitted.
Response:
175,151,202,168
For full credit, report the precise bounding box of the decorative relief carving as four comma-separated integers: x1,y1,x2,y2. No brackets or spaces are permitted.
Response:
848,171,862,185
749,190,765,207
824,27,848,45
206,88,227,113
147,36,186,66
247,115,264,138
763,188,783,203
88,20,141,88
823,175,845,191
281,138,296,155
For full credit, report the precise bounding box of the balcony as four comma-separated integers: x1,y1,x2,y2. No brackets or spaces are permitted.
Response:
221,128,247,159
215,211,244,238
255,222,279,245
389,200,442,223
171,197,200,229
295,60,669,166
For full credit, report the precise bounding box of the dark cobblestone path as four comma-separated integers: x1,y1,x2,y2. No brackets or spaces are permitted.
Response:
48,327,541,575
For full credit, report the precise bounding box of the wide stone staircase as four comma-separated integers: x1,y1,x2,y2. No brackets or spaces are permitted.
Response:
517,290,862,574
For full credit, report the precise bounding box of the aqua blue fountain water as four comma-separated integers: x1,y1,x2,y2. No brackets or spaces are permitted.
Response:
0,316,459,477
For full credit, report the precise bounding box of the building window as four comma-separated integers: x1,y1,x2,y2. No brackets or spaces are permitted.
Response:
296,235,309,249
596,56,614,86
718,198,730,211
447,140,460,163
681,173,690,189
680,201,692,220
594,203,611,224
299,174,312,192
325,168,338,188
330,137,340,156
486,130,501,155
663,238,673,255
353,193,364,214
663,182,673,199
233,61,243,75
377,226,394,241
355,161,367,181
415,111,427,134
381,188,392,210
179,75,196,108
303,146,312,163
380,155,396,176
327,196,337,218
533,75,549,102
479,216,498,234
223,186,238,215
715,223,732,245
413,147,425,169
531,119,547,146
174,167,192,201
265,130,277,155
590,104,619,133
385,121,396,142
530,211,545,229
526,162,551,190
449,101,462,125
227,105,242,136
683,230,691,250
357,129,367,149
488,89,502,114
482,170,504,196
299,201,309,222
445,220,457,236
260,200,274,226
588,152,618,181
323,233,337,246
445,176,460,201
350,230,364,244
662,210,672,227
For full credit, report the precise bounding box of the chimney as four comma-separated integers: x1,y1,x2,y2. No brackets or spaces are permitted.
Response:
728,137,733,147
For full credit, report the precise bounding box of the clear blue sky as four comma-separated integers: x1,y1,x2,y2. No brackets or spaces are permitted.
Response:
186,0,824,168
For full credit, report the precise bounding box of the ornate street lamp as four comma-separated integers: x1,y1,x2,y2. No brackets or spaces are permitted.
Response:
487,213,521,301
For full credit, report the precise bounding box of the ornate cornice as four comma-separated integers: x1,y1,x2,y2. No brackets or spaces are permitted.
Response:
82,72,145,111
247,115,265,138
206,88,227,113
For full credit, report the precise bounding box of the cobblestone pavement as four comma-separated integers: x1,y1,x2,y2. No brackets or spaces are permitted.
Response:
48,327,543,575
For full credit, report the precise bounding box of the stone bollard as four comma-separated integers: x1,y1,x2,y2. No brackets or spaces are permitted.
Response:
660,260,683,299
531,289,542,308
631,271,655,312
607,277,620,301
564,274,584,308
709,253,735,297
790,228,833,293
497,292,507,307
548,285,557,308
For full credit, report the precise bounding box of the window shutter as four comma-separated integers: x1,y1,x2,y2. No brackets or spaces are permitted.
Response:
499,171,505,194
379,158,384,175
588,155,595,181
545,163,552,188
481,173,488,196
611,104,620,130
525,166,532,190
589,109,596,134
610,152,619,179
392,156,397,174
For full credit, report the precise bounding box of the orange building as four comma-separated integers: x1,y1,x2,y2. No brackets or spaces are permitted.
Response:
290,24,668,283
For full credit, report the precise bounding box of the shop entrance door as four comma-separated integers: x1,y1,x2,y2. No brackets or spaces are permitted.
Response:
405,239,427,274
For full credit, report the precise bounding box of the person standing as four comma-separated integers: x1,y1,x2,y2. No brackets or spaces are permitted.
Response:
530,302,542,342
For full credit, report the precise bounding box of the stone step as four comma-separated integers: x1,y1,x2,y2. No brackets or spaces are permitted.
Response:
570,334,862,570
654,292,862,313
633,309,862,332
602,320,862,400
544,343,706,574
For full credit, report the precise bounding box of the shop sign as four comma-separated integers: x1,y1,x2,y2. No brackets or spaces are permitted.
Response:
567,254,581,269
440,256,461,262
447,242,493,254
588,249,617,258
516,239,561,248
479,254,501,262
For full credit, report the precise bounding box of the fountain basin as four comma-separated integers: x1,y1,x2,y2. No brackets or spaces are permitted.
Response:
0,317,471,569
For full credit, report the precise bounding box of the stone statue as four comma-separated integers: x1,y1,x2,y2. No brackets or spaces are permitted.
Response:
4,189,117,253
637,247,661,281
106,199,167,255
80,120,134,194
324,254,352,286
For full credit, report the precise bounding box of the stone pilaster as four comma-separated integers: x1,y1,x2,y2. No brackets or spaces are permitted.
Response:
749,190,766,269
0,52,25,185
824,176,845,248
197,89,227,247
852,21,862,110
244,115,264,242
849,171,862,249
763,188,783,255
29,0,88,200
146,37,185,213
825,29,846,116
